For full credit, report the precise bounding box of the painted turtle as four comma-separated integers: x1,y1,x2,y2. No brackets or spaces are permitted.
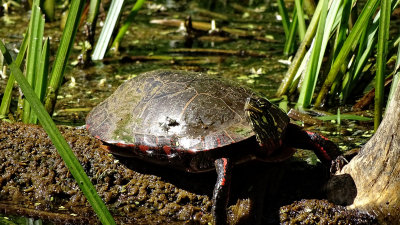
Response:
86,70,341,224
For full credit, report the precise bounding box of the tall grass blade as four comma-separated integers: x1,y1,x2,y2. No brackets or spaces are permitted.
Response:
303,0,316,15
387,41,400,107
86,0,101,45
88,0,101,24
277,0,323,96
111,0,146,51
29,14,45,124
80,0,101,65
297,0,329,108
0,29,29,119
277,0,290,38
44,0,85,115
38,38,50,102
332,0,351,60
314,0,380,107
283,7,298,55
341,24,369,102
43,0,55,21
30,38,49,124
294,0,306,40
92,0,125,60
0,41,117,225
342,0,400,103
375,0,391,130
24,1,43,123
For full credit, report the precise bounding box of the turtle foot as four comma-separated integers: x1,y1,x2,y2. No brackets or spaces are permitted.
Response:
330,156,348,174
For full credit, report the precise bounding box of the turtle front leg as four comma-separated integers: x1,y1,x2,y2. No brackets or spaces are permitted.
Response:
212,158,232,225
285,123,342,165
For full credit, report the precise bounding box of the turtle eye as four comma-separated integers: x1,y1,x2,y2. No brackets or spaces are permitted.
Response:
256,97,271,109
244,97,262,113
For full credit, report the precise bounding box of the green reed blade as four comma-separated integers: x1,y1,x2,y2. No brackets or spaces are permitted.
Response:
0,29,29,119
375,0,391,130
277,0,290,38
294,0,306,40
314,0,380,107
0,40,116,225
24,1,43,123
30,38,49,124
297,0,329,108
111,0,146,51
43,0,55,21
283,5,299,55
387,40,400,108
44,0,85,115
277,0,323,96
29,11,45,124
92,0,125,60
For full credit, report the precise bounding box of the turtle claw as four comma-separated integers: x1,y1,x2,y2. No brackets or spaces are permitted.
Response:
330,156,348,174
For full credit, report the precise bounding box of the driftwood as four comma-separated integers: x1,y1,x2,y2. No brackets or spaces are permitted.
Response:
149,19,280,43
352,77,392,111
330,82,400,224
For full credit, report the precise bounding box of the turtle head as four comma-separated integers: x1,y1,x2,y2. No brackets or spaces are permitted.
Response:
244,97,289,156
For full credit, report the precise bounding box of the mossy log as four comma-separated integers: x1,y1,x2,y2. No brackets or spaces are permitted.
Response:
0,122,374,224
332,83,400,224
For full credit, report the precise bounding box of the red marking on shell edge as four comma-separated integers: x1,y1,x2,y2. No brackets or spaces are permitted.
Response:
139,145,149,152
217,138,221,147
94,135,101,139
187,149,197,154
127,143,136,148
85,124,90,129
163,145,172,155
220,178,226,186
116,142,126,147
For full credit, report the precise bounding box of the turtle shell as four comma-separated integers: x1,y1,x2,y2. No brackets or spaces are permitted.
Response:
86,70,289,171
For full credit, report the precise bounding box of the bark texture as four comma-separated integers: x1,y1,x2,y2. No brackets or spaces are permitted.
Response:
336,84,400,223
